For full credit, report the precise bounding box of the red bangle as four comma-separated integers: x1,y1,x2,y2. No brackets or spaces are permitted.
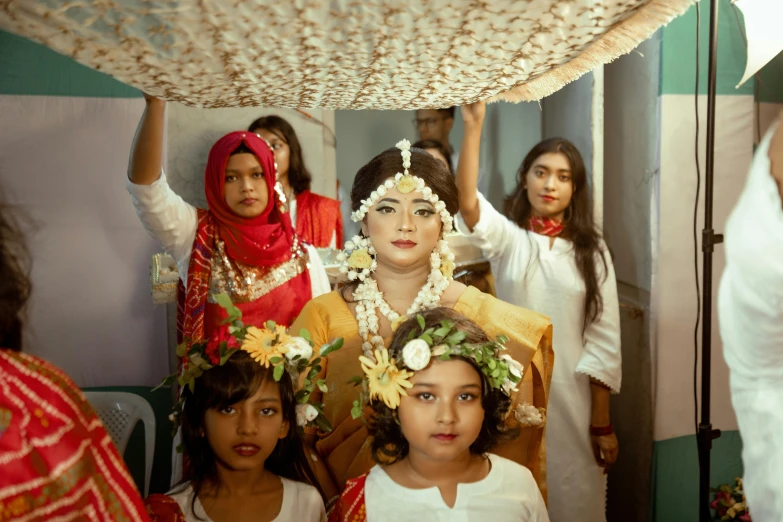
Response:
590,424,614,436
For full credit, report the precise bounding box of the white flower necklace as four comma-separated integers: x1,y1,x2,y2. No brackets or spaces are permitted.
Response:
354,239,454,360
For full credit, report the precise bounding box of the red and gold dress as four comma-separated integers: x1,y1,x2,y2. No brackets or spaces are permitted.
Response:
0,350,149,522
294,190,343,248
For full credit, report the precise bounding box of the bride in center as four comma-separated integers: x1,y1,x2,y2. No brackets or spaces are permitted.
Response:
291,140,554,503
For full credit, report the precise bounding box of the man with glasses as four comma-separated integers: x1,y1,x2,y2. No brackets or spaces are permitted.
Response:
414,107,488,195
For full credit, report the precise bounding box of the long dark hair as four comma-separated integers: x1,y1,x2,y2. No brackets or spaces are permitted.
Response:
368,308,518,463
504,138,607,334
341,147,459,302
177,351,324,516
0,199,31,351
248,115,312,195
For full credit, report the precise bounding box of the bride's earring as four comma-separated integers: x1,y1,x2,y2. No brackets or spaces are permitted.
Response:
337,235,377,282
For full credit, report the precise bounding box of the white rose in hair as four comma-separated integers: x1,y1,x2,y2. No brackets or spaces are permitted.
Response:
500,354,523,379
296,404,319,427
402,339,431,370
284,337,313,362
502,378,518,396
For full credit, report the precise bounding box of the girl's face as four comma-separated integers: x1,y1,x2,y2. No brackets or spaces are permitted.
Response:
524,152,574,221
204,378,289,474
361,184,442,273
254,128,290,180
397,358,485,462
223,153,269,218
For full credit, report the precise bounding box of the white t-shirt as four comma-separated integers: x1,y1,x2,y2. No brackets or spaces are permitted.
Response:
167,478,326,522
364,454,549,522
126,172,331,297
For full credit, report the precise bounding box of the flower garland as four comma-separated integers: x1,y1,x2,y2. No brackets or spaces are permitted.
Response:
711,477,751,521
350,314,526,419
340,139,457,360
157,293,343,440
514,402,546,428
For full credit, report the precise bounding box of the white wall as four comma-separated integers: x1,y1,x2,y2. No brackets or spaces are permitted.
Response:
654,94,753,439
758,102,783,140
479,101,543,208
334,109,414,191
602,34,661,522
604,37,661,293
0,96,167,387
542,73,595,181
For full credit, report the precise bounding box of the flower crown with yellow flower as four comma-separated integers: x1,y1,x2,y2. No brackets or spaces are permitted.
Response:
157,293,343,440
349,314,525,420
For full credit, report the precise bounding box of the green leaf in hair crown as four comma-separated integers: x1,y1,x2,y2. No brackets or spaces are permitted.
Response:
349,314,526,420
160,293,344,443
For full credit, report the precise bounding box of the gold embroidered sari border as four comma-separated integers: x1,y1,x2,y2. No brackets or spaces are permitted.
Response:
208,253,308,304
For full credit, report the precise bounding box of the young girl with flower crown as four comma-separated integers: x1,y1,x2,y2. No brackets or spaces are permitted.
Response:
329,307,549,522
145,300,342,522
455,101,621,522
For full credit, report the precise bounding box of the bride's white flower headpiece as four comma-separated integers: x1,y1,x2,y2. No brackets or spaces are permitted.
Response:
349,139,454,233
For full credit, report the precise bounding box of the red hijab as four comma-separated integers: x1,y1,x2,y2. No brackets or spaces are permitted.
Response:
204,131,295,267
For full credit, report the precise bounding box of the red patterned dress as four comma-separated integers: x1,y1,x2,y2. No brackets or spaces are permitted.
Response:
0,350,149,522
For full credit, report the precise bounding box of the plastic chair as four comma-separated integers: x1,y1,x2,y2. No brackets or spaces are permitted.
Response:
83,391,156,497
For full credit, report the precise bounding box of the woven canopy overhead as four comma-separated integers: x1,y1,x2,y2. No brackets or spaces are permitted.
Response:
0,0,693,109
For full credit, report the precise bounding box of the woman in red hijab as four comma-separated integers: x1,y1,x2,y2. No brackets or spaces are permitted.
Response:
126,95,331,346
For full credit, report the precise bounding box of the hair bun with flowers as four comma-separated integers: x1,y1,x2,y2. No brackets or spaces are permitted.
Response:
156,293,343,442
349,314,525,420
342,139,457,362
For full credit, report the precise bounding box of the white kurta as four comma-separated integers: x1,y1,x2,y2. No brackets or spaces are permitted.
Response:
126,172,331,297
458,193,622,522
166,478,326,522
364,454,549,522
719,119,783,522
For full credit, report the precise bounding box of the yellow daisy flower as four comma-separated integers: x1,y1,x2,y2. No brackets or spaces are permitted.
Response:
242,326,288,367
359,348,413,409
273,323,291,345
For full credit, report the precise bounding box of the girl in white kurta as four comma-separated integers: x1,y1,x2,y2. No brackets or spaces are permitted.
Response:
454,102,621,522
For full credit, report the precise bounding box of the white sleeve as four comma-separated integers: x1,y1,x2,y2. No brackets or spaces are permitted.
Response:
126,171,197,274
288,481,326,522
719,119,783,380
455,191,521,261
506,459,550,522
530,480,551,522
306,244,332,298
575,243,622,394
